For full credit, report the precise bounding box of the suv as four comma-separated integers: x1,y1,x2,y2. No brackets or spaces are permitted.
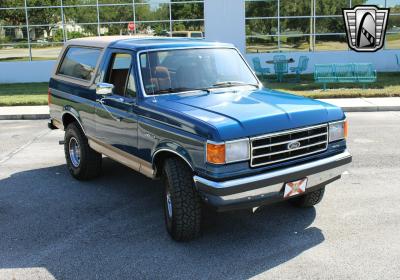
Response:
48,36,352,241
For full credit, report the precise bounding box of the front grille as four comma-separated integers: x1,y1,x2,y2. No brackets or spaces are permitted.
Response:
250,124,328,167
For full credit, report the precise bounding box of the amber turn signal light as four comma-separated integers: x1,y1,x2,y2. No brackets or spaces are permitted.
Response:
206,143,225,164
344,120,348,138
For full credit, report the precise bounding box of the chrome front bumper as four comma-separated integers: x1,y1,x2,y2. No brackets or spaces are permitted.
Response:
194,150,352,211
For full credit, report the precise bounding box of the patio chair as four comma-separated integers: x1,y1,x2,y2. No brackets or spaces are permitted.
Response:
252,57,270,78
290,56,309,82
274,60,288,82
273,55,286,62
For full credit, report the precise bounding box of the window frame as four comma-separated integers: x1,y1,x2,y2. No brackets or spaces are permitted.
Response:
102,48,137,100
56,45,103,86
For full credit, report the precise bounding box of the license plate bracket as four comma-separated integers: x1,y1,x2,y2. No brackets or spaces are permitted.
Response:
283,178,308,198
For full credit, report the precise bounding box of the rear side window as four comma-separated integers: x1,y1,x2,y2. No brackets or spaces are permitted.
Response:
58,47,101,81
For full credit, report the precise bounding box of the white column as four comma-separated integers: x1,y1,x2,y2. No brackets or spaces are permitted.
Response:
204,0,246,54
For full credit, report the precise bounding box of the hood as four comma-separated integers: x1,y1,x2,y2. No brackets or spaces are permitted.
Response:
154,88,344,141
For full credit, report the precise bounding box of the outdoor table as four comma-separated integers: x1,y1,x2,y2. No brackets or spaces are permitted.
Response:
265,58,295,64
266,58,295,82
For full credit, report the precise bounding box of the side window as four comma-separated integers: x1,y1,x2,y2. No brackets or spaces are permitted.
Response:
58,47,101,81
105,53,132,96
126,72,137,99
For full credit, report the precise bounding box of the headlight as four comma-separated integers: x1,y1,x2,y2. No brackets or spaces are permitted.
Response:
206,139,250,164
329,120,348,142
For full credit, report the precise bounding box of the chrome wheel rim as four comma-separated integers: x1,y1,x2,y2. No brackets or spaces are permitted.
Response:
166,190,173,219
69,137,81,168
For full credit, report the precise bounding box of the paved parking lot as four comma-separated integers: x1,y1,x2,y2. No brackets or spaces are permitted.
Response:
0,112,399,280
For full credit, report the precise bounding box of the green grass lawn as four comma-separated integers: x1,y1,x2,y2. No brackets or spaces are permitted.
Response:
0,72,399,106
0,82,48,106
259,72,400,99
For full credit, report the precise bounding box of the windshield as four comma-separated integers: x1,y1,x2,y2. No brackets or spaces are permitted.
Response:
139,48,259,96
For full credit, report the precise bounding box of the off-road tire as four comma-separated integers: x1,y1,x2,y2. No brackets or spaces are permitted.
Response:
64,122,102,180
289,186,325,208
163,157,202,241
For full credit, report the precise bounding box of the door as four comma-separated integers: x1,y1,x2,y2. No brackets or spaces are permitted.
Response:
94,50,139,156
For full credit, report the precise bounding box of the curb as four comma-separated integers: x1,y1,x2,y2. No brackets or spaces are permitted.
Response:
0,114,50,120
340,106,400,112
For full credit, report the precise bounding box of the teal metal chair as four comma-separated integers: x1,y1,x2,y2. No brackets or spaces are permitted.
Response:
252,57,270,78
273,55,288,82
273,55,286,62
290,56,309,82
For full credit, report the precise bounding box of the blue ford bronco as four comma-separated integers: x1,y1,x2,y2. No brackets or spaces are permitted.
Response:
48,36,352,241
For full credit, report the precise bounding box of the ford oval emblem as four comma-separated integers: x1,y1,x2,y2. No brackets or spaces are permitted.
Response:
287,141,301,150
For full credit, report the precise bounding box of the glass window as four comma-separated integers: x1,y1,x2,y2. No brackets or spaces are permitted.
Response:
134,3,169,21
280,35,311,52
388,15,400,33
63,6,98,24
171,2,204,20
31,43,63,61
315,17,345,34
140,48,258,95
280,0,311,17
315,34,348,51
386,33,400,49
280,18,311,35
1,0,25,8
63,0,96,4
27,0,61,6
58,47,101,81
246,19,278,36
105,53,133,96
100,24,130,36
135,22,170,36
315,0,350,16
126,72,137,98
27,8,62,25
172,21,204,35
245,0,278,18
352,0,385,8
246,36,278,53
0,9,26,26
387,0,400,12
0,27,28,44
99,5,134,22
0,44,29,62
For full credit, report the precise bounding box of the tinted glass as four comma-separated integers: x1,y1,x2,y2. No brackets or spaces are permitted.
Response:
58,47,101,81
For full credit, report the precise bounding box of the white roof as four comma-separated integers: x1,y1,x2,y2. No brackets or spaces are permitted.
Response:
65,35,155,48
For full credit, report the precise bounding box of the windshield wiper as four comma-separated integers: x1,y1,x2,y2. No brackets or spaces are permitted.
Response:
151,87,211,95
212,81,259,88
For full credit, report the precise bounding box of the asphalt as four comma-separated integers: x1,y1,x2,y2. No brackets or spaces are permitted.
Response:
1,97,400,120
0,113,399,279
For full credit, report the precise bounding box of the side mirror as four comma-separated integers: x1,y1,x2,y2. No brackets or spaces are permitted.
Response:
96,83,114,96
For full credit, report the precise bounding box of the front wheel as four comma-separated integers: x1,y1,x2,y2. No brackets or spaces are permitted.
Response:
288,186,325,208
163,157,202,241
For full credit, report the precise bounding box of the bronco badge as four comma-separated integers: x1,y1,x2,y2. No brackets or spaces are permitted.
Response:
343,5,390,52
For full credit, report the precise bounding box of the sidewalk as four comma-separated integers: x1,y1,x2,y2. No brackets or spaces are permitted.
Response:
1,97,400,120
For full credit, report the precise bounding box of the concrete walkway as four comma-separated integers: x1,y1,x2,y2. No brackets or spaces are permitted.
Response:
1,97,400,120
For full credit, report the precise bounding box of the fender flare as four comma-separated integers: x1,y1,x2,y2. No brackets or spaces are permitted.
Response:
61,107,85,134
152,144,195,175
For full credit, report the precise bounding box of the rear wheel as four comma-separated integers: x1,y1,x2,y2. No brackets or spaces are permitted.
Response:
288,186,325,208
64,123,102,180
163,157,202,241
